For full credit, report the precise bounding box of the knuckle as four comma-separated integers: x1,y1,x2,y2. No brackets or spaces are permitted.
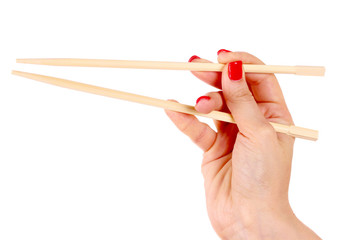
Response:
243,124,276,146
256,124,276,139
205,91,224,110
192,125,208,145
207,91,221,100
177,116,195,133
226,89,254,103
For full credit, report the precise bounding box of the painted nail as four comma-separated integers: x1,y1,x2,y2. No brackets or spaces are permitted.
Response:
196,96,211,104
228,61,243,81
188,55,200,62
217,49,231,55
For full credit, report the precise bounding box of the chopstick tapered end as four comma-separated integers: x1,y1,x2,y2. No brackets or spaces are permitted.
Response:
16,59,26,64
12,70,20,75
12,70,32,79
16,58,44,64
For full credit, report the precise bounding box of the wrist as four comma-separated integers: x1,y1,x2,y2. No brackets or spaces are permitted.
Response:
219,202,320,240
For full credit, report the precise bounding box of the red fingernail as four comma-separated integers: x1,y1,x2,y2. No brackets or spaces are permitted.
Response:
217,49,231,55
188,55,200,62
228,61,243,81
196,96,211,104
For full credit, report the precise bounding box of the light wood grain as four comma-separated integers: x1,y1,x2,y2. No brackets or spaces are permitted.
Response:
16,58,325,76
11,70,319,141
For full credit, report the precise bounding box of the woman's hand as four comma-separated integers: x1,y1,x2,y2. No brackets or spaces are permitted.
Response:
166,51,320,239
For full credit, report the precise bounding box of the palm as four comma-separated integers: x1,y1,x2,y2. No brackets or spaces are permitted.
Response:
201,122,237,232
201,102,288,233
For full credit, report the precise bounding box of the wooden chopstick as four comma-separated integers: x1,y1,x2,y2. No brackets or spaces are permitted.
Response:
16,59,325,76
11,70,319,141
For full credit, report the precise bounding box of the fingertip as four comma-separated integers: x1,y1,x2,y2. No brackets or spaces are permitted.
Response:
188,55,200,62
217,49,231,55
196,96,211,105
187,57,222,89
228,61,243,81
217,49,232,63
195,96,212,114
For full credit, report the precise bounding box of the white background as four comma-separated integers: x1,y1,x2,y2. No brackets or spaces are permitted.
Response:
0,0,357,239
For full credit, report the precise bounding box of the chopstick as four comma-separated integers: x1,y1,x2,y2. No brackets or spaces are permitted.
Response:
16,58,326,76
11,70,319,141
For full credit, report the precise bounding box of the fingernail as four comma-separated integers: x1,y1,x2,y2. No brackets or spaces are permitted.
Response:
217,49,231,55
228,61,243,81
188,55,200,62
196,96,211,104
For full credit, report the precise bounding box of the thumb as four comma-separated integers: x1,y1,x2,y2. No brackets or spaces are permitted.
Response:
222,61,271,137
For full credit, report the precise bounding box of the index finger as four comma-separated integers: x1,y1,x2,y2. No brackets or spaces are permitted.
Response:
188,55,222,89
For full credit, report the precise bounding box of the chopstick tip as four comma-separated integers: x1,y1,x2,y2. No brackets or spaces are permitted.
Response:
11,70,25,76
16,59,29,64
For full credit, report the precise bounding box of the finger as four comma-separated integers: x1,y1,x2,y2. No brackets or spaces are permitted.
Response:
218,51,287,108
165,100,217,152
222,61,272,138
218,51,293,129
188,55,222,89
195,92,229,131
194,92,225,114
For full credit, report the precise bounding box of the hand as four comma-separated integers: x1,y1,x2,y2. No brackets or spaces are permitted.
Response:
166,51,320,239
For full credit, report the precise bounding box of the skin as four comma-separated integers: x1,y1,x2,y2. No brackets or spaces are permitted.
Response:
165,51,321,240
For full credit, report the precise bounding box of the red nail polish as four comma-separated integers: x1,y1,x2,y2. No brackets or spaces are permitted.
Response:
196,96,211,104
217,49,231,55
188,55,200,62
228,61,243,81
